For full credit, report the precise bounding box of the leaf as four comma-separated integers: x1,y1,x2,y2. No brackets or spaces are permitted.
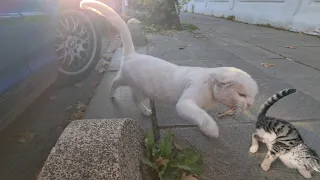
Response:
180,172,199,180
163,131,173,158
73,83,82,88
15,131,35,143
146,129,155,151
141,157,157,170
76,101,86,112
261,63,275,68
156,157,170,166
285,45,296,49
171,164,192,171
65,106,73,111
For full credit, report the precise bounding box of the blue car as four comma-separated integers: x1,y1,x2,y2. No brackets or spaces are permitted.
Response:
0,0,110,131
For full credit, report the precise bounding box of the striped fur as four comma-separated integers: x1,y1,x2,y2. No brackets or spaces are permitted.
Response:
250,88,320,178
258,88,296,118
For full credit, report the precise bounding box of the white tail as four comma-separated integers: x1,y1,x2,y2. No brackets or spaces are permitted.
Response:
80,0,135,56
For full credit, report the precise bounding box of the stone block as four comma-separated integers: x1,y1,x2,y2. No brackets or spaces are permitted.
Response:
38,118,145,180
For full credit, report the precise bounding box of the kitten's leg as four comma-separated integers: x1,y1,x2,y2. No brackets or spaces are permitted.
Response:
176,99,219,138
131,89,152,116
298,169,312,179
261,151,278,171
110,72,126,98
249,133,260,153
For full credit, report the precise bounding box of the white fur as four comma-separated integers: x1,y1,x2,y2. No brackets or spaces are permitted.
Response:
80,0,258,138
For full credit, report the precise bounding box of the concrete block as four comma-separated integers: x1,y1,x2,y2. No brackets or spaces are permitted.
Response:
38,118,145,180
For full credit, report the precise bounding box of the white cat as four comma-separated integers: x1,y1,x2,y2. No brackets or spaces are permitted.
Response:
80,0,258,138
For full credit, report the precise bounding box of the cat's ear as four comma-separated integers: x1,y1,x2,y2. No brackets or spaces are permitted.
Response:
210,73,235,88
217,80,234,88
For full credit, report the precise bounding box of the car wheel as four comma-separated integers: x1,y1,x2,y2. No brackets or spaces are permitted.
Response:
55,9,102,85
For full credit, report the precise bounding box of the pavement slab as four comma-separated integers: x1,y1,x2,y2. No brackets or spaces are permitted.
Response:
161,120,320,180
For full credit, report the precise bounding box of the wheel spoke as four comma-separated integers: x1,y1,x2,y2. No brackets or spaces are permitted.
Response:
68,54,75,67
57,50,68,64
71,16,79,33
55,43,64,52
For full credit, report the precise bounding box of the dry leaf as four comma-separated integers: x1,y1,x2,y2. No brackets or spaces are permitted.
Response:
15,131,35,143
261,63,275,68
49,96,56,100
218,109,235,118
180,172,199,180
155,157,169,166
71,111,85,120
73,83,82,88
76,101,86,112
174,142,183,151
65,106,73,111
285,45,296,49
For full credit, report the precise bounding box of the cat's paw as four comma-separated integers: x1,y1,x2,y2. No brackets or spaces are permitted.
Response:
298,169,312,179
200,121,219,138
142,108,152,117
249,145,259,153
261,163,270,172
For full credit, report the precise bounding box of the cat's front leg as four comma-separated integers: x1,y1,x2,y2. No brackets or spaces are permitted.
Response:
249,133,260,153
298,169,312,179
261,151,278,171
176,99,219,138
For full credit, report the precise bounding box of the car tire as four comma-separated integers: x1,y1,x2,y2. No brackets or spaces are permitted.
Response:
55,9,102,86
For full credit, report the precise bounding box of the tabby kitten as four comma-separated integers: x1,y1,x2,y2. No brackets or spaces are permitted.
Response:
249,88,320,179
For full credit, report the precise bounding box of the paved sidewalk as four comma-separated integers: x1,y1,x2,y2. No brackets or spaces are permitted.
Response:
86,12,320,179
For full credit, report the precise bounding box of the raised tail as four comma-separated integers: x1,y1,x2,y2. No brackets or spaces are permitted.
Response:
80,0,135,56
258,88,296,118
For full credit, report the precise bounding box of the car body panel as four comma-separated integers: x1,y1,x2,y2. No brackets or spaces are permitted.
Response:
0,0,59,130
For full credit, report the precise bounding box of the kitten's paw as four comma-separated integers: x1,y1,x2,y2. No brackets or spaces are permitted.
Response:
298,169,312,179
142,108,152,117
200,121,219,138
261,163,270,172
249,145,259,153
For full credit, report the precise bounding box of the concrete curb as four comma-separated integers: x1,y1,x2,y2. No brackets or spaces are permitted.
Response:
37,118,145,180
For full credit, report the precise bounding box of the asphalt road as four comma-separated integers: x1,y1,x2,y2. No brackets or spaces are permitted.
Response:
0,66,106,180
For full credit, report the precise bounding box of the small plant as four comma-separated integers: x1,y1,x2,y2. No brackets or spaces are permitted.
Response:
226,15,235,21
142,130,203,180
180,22,199,32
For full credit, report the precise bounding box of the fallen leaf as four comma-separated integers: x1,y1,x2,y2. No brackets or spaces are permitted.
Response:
218,109,235,119
285,45,296,49
65,106,73,111
15,131,35,143
71,111,85,120
49,96,56,100
73,83,82,88
76,101,86,112
261,63,275,68
155,157,169,166
174,142,183,151
180,172,199,180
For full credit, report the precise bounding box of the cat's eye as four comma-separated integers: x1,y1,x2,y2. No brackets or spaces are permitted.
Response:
239,93,246,97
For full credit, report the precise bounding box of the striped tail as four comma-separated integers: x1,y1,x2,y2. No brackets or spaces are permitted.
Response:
258,88,297,118
311,162,320,172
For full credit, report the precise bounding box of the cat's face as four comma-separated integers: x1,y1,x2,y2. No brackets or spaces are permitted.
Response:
213,72,258,111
